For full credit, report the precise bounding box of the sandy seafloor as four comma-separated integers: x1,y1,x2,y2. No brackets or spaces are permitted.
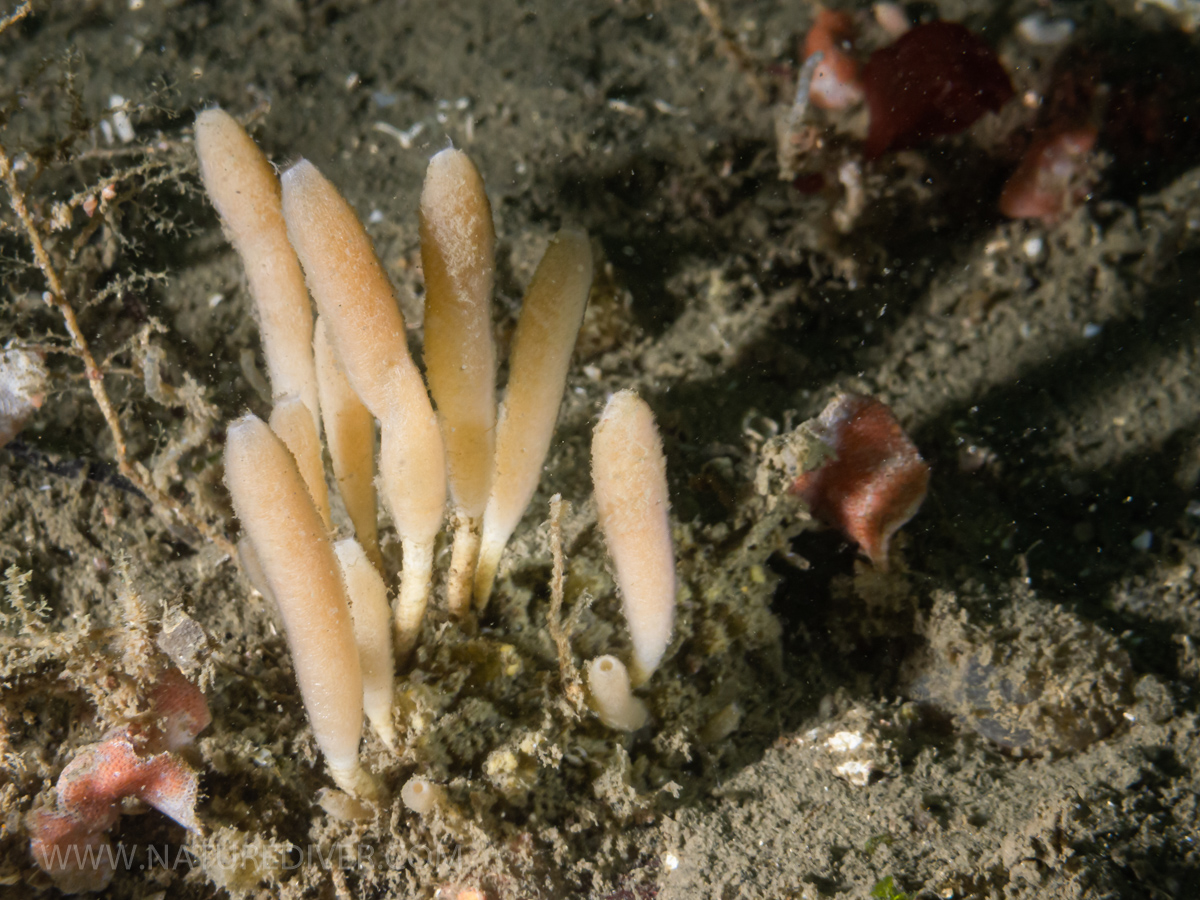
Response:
2,0,1200,898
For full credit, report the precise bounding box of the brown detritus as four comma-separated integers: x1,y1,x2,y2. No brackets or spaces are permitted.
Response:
155,606,209,677
546,494,586,714
575,256,637,361
0,143,236,561
1,566,159,727
903,591,1135,755
188,825,288,894
691,0,769,104
113,554,157,685
698,701,742,745
132,322,219,496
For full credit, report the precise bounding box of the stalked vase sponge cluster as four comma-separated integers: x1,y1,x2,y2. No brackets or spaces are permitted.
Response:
25,103,936,896
197,109,680,797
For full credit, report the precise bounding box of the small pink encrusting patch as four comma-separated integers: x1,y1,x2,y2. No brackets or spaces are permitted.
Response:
147,666,213,752
999,127,1100,225
790,394,930,569
27,810,117,895
28,667,209,893
804,9,865,111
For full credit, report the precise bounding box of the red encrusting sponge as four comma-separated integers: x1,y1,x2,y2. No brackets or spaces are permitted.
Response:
861,22,1014,159
790,394,930,570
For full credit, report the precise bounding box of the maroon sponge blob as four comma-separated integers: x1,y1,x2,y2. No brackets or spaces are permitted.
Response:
862,21,1014,159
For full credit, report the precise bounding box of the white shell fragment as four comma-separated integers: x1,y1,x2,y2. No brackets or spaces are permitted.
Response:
1016,13,1075,47
0,347,49,448
787,705,898,788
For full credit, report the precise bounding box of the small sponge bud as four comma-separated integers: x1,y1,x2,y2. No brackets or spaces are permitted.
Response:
401,776,444,815
586,655,649,732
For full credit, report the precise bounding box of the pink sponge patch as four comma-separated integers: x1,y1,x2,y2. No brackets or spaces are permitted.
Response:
147,666,213,752
28,809,118,894
55,730,201,831
28,667,209,893
804,9,864,111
